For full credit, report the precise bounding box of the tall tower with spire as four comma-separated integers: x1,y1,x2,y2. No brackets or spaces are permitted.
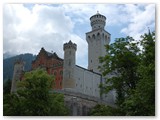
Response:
86,12,111,73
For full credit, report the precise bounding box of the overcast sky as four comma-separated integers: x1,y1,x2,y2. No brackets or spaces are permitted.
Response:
3,4,155,68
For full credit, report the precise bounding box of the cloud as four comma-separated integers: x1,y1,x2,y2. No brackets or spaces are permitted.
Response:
3,4,155,68
120,4,155,40
3,3,89,67
4,4,73,53
61,4,155,39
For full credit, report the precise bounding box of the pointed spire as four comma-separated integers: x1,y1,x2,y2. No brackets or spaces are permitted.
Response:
41,47,45,51
69,40,72,44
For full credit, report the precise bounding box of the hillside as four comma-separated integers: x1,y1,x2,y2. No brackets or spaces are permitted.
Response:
3,53,36,82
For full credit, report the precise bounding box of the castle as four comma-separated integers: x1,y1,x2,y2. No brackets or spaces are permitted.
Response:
11,12,115,115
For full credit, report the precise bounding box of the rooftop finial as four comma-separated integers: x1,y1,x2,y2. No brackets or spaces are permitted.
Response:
97,10,99,14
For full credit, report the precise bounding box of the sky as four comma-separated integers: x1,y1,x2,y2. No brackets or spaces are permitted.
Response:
3,3,155,68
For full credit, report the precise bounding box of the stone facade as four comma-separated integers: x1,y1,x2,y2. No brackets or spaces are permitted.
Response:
63,40,77,89
74,65,102,98
53,89,116,116
11,60,24,93
62,40,103,100
62,40,115,104
86,12,111,73
32,47,63,89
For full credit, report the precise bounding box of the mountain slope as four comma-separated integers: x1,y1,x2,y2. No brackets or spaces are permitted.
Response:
3,53,36,81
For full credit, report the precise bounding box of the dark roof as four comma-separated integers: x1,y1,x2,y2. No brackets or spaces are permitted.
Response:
43,48,63,61
33,47,63,63
90,12,106,20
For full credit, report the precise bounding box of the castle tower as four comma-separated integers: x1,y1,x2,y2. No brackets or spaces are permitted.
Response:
11,60,24,93
63,40,77,89
86,12,111,73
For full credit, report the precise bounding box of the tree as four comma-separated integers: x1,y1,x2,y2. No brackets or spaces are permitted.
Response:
122,31,155,115
3,69,69,116
49,93,69,116
3,79,12,95
88,104,124,116
99,31,155,115
99,36,140,106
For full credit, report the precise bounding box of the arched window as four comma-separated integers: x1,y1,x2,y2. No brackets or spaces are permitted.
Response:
88,36,91,40
92,34,95,39
102,33,104,39
105,35,107,41
97,33,100,39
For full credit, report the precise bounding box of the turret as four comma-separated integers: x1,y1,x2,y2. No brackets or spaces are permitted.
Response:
11,60,24,93
63,40,77,89
90,11,106,30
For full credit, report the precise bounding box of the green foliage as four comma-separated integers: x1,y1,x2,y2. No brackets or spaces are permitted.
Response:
122,32,155,116
49,93,69,116
3,69,69,116
3,93,24,116
3,79,12,95
88,104,124,116
99,36,140,105
99,32,155,115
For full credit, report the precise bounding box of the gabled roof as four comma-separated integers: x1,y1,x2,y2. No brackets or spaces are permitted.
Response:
32,47,63,63
42,47,63,61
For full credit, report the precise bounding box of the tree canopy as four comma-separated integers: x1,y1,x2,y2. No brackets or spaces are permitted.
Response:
3,69,69,116
98,31,155,116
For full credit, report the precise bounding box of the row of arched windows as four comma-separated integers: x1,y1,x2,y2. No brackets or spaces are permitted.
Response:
87,33,109,40
50,69,63,76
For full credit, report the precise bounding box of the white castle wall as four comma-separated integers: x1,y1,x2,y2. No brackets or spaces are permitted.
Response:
74,65,101,98
62,12,116,105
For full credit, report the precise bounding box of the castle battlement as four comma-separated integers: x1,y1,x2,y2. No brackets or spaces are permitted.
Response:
90,12,106,30
63,40,77,51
